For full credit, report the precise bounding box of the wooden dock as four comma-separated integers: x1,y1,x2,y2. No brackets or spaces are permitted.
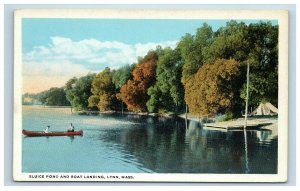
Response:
77,110,100,115
203,121,272,130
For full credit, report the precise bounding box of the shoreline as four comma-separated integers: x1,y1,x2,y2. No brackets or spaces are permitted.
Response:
77,110,278,131
22,105,278,130
76,109,176,118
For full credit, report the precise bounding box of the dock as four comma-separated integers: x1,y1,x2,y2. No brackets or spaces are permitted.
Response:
203,121,273,130
77,110,100,115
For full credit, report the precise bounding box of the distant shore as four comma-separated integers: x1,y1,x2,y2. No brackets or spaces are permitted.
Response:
23,105,71,108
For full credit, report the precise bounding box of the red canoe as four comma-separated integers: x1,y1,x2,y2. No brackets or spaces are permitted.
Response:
22,129,83,137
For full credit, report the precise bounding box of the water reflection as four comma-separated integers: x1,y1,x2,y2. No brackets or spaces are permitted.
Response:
243,128,249,173
22,106,277,173
23,135,78,143
102,116,277,174
69,136,75,143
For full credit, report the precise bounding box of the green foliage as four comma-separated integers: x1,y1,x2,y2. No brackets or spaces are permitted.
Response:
240,70,278,107
88,67,117,111
65,73,95,111
146,48,184,113
23,88,70,106
29,20,278,118
224,112,234,121
239,22,278,108
146,86,161,113
112,64,134,89
177,23,214,84
204,21,250,63
43,87,70,106
87,95,99,108
158,108,168,115
215,112,234,122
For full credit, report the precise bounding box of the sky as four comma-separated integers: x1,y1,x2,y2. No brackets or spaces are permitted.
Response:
22,19,277,93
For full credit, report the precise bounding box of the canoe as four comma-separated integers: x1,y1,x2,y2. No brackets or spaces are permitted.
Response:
22,129,83,137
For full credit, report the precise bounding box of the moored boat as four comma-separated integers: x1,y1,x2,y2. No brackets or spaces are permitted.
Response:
22,129,83,137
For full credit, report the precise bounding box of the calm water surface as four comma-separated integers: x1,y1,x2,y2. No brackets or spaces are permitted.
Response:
22,106,278,173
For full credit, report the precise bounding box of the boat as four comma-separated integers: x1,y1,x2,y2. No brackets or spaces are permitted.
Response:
22,129,83,137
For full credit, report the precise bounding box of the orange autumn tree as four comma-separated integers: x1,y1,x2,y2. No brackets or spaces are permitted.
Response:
185,59,242,116
117,51,158,112
88,67,116,111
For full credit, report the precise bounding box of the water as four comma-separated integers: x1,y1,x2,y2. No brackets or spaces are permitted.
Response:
22,106,278,173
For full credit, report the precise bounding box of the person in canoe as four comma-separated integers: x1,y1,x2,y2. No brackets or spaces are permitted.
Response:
44,125,50,133
68,123,75,132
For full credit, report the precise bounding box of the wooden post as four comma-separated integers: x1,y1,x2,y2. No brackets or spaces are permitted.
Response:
185,104,188,120
244,62,250,129
185,104,188,129
121,102,124,115
243,62,250,172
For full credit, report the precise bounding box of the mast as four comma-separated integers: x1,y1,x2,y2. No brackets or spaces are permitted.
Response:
243,62,250,173
244,62,250,129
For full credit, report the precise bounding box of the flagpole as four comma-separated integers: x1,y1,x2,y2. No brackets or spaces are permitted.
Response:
244,62,250,129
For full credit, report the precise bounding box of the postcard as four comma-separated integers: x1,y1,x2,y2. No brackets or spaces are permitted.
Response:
14,9,288,182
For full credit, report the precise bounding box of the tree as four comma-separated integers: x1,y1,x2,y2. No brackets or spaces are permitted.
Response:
118,51,158,112
22,92,42,105
177,23,214,85
111,64,135,112
44,87,70,106
112,64,134,89
65,73,95,111
176,23,214,115
88,67,116,111
240,22,278,107
33,87,70,106
146,48,184,113
185,59,243,116
203,21,249,65
200,21,278,108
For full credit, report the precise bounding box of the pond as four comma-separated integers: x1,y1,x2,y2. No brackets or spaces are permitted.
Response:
22,106,278,173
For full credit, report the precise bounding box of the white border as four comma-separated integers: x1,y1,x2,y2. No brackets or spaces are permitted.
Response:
13,9,288,182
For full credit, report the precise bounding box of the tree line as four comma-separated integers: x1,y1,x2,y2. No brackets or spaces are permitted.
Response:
23,21,278,118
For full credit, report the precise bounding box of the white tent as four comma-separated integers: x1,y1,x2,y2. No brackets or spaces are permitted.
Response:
251,102,278,116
